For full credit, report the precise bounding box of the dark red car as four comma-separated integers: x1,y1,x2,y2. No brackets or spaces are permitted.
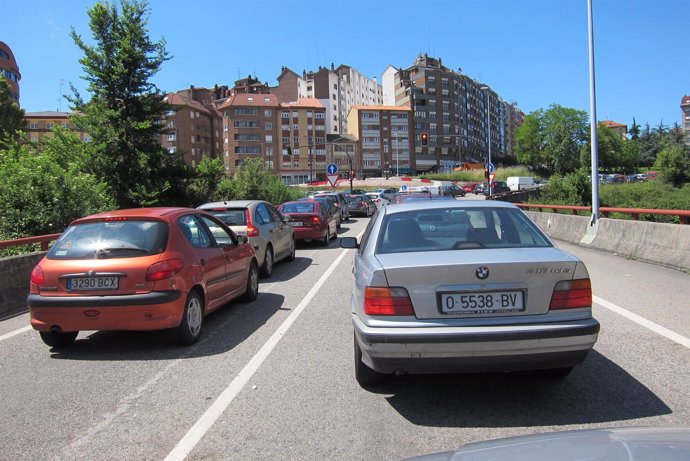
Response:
278,200,338,246
28,207,259,348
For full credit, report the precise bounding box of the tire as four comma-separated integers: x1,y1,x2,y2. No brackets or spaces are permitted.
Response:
286,238,296,262
39,330,78,348
259,245,273,278
322,227,331,246
241,261,259,302
176,291,203,346
354,334,385,387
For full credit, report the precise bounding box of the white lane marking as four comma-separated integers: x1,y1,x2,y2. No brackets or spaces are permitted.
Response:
166,240,360,461
0,325,32,342
594,295,690,349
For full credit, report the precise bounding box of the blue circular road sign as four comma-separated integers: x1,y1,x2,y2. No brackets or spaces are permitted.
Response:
488,163,495,174
327,163,338,175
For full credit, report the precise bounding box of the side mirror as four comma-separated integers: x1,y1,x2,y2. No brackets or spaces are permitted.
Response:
340,237,358,249
283,215,292,222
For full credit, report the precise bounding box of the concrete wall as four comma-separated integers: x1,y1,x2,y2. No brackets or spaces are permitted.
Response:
525,211,690,272
0,252,45,320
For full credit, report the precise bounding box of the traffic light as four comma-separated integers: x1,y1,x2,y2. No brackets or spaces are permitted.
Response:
421,132,428,146
484,167,490,179
350,170,356,179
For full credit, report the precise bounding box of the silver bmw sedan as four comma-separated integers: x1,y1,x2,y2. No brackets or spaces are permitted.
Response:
340,200,600,387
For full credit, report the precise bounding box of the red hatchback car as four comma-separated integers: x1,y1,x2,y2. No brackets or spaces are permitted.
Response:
277,200,337,246
28,207,259,348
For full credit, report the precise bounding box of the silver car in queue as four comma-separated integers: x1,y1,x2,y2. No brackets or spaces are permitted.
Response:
340,200,599,387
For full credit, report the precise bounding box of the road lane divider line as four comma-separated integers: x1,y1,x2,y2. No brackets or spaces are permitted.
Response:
594,295,690,349
166,236,361,461
0,325,32,342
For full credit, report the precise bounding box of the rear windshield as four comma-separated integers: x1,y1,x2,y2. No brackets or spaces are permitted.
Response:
281,202,316,213
47,220,168,260
206,209,247,226
377,207,552,254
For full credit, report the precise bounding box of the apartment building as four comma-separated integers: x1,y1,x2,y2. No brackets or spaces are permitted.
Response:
601,120,628,140
681,96,690,148
24,111,89,143
161,91,223,167
272,64,382,135
1,41,20,102
327,133,358,177
218,94,280,175
347,105,414,177
383,54,521,173
278,98,327,185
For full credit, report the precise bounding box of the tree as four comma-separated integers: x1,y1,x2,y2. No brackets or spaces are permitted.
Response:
188,156,225,205
654,144,690,187
514,113,545,171
0,129,115,241
580,123,627,173
0,77,26,150
628,118,640,140
215,158,302,204
68,0,189,208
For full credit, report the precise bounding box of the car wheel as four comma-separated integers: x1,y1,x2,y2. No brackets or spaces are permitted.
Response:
176,290,203,346
241,261,259,302
39,330,78,348
286,238,296,262
322,227,330,246
354,334,384,386
259,245,273,278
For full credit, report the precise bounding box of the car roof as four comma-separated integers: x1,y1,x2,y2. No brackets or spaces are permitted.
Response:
197,200,265,209
384,200,518,215
71,207,199,224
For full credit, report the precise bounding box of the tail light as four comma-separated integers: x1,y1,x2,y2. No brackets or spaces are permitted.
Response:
312,216,321,224
245,209,259,237
146,259,184,281
360,201,366,207
31,265,44,285
549,278,592,309
364,287,414,316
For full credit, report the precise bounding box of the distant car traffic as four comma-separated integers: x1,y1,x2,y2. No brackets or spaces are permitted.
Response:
340,200,599,386
347,194,377,217
28,207,260,348
474,181,510,195
198,200,295,278
366,192,390,209
278,200,337,246
314,192,350,224
440,184,466,197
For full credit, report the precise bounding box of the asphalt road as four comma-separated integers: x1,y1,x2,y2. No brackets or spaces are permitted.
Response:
1,212,689,461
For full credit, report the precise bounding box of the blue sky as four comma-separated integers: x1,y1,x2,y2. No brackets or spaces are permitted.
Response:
5,0,689,128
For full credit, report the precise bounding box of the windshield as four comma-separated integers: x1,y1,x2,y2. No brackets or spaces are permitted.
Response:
48,220,168,259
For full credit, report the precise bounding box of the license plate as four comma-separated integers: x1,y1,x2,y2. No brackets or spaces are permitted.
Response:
67,276,119,291
440,291,524,314
289,221,303,227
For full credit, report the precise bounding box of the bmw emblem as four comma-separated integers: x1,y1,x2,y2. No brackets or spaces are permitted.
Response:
476,266,489,280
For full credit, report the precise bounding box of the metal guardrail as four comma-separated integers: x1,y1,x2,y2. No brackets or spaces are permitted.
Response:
0,233,62,251
516,203,690,224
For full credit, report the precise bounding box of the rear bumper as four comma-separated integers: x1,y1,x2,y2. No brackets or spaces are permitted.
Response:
28,291,184,332
293,227,326,241
353,316,600,374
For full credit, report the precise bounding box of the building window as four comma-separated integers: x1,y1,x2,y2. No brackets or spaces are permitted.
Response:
30,123,38,129
167,132,176,141
46,123,53,129
281,112,289,118
265,135,273,143
265,122,272,130
264,109,272,117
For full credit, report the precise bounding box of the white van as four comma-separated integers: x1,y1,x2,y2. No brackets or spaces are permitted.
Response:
506,176,535,191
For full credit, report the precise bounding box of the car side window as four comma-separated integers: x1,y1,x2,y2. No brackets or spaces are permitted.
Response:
266,204,283,223
199,215,235,246
256,204,271,225
178,215,212,248
358,213,377,255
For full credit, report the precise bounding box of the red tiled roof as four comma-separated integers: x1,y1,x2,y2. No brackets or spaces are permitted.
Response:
164,93,215,116
601,120,626,128
280,98,324,109
217,93,279,109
